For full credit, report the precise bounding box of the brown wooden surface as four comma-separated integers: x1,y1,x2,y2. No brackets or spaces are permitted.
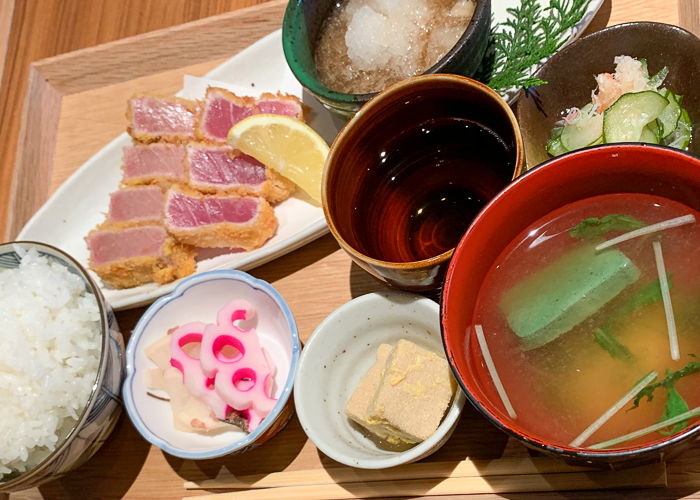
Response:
2,0,700,498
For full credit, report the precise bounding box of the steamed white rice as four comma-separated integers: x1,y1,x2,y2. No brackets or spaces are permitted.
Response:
0,248,101,477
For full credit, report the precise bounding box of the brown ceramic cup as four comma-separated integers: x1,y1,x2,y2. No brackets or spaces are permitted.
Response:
323,74,524,291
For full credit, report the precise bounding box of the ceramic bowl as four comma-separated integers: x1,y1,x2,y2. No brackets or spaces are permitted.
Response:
123,270,300,459
324,74,523,291
441,143,700,468
295,291,466,469
517,22,700,170
282,0,492,117
0,241,124,492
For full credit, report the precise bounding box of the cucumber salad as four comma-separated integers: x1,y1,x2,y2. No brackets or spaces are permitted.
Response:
547,55,692,156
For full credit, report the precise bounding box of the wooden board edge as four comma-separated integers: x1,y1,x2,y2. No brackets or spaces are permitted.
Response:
5,65,62,240
33,0,286,95
0,0,15,82
678,0,700,36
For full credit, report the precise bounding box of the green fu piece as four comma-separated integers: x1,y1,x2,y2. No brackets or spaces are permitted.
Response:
500,245,640,350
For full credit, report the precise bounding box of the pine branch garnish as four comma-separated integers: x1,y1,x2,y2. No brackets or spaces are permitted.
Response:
479,0,594,94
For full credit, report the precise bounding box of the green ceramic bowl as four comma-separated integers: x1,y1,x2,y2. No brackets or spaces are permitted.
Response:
282,0,492,117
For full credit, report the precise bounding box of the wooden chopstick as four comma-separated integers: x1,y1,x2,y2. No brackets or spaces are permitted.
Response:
186,462,666,500
184,456,592,490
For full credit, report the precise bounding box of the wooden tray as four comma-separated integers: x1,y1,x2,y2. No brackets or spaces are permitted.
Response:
5,0,700,498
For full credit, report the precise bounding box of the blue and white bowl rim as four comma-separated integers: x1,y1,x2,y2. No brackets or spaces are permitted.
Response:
123,269,300,459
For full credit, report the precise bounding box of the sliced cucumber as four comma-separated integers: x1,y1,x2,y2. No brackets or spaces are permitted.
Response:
646,120,661,140
561,108,604,151
546,137,568,156
665,109,692,150
603,91,669,143
657,92,682,138
640,125,660,144
647,66,669,90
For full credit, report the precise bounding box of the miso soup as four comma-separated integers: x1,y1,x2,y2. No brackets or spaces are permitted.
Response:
473,193,700,449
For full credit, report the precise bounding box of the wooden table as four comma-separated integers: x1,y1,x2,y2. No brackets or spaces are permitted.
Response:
2,0,700,498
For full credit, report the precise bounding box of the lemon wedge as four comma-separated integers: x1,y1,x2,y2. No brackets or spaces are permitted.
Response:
227,114,329,203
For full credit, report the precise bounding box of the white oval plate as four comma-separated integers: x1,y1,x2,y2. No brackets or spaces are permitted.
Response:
18,30,346,311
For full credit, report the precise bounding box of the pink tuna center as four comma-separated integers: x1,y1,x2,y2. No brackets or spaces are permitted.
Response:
257,100,300,117
204,97,254,140
232,368,257,392
212,335,245,362
108,186,163,222
122,144,185,180
167,192,259,227
132,97,195,134
189,149,266,186
87,226,166,266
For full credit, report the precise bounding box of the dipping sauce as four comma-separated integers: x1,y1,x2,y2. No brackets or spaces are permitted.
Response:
474,193,700,449
350,116,514,262
315,0,476,94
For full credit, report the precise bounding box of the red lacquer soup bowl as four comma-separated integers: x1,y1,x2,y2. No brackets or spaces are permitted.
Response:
441,143,700,468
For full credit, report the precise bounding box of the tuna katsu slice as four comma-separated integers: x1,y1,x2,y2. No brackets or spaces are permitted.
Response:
197,87,256,143
255,92,304,120
186,143,295,204
127,94,198,143
121,143,186,186
164,187,278,250
107,186,164,224
86,224,196,289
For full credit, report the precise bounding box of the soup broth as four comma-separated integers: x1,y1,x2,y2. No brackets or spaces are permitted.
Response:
474,193,700,449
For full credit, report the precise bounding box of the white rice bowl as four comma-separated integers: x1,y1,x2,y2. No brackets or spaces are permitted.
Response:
0,248,101,478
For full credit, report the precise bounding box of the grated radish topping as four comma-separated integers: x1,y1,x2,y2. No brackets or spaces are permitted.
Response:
474,325,517,419
595,214,695,252
569,370,658,448
653,240,680,360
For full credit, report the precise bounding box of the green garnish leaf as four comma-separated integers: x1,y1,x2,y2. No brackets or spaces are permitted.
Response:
480,0,594,94
608,276,671,327
631,360,700,409
593,327,633,360
569,214,646,240
658,385,690,435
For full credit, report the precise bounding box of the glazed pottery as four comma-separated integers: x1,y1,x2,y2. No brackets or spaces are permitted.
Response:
517,22,700,169
442,144,700,468
282,0,492,116
324,73,523,291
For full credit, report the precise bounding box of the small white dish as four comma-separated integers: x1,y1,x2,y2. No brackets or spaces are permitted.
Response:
123,270,300,459
294,291,466,469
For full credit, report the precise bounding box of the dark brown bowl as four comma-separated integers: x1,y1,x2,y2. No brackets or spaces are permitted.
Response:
282,0,492,117
323,74,523,291
517,22,700,169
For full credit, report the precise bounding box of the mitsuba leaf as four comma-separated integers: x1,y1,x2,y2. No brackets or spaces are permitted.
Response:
569,214,646,240
658,385,690,435
593,328,633,360
631,360,700,409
